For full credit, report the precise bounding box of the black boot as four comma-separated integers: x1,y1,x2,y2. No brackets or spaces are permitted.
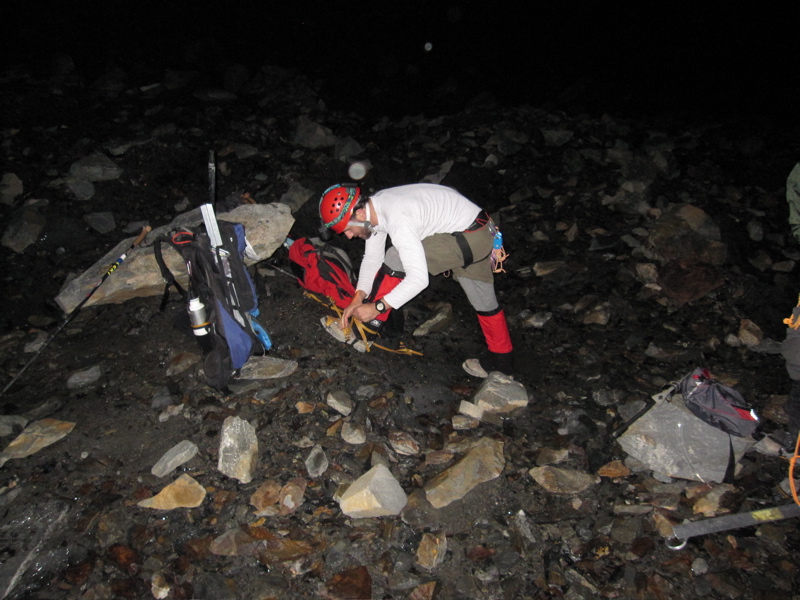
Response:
382,309,405,339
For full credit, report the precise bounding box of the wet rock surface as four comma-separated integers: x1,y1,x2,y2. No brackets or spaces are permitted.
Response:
1,35,800,600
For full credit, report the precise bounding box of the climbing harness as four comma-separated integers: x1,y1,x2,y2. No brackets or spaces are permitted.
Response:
451,211,508,273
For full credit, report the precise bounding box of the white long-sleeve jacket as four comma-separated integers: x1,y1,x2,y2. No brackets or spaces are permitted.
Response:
357,184,480,309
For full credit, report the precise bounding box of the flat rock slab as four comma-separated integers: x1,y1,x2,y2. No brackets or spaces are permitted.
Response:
239,356,298,379
0,418,75,467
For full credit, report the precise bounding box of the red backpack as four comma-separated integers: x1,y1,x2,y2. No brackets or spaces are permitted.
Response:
287,237,357,309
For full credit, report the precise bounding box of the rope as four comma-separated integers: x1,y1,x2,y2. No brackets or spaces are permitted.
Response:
304,292,422,356
790,431,800,506
492,246,509,273
782,294,800,330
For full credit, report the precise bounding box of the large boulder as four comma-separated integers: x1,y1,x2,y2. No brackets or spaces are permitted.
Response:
55,203,293,314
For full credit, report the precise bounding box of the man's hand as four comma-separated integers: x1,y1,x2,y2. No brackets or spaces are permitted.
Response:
348,303,380,325
341,291,367,328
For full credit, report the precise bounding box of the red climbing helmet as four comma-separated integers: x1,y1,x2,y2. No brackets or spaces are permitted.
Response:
319,184,360,234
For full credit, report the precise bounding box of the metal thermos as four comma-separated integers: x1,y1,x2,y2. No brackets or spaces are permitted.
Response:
188,298,209,336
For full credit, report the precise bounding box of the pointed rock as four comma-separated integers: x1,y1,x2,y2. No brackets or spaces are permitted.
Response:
738,319,763,348
473,372,529,414
389,431,420,455
137,474,206,510
339,464,408,518
305,444,328,478
250,480,282,515
0,418,75,467
2,207,45,253
327,390,354,416
597,460,632,479
416,531,447,570
424,438,505,509
342,420,367,445
218,416,258,484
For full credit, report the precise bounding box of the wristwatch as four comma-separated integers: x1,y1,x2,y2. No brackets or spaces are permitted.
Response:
375,300,388,314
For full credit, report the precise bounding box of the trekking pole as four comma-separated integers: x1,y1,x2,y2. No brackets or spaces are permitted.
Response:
0,225,151,397
208,150,216,207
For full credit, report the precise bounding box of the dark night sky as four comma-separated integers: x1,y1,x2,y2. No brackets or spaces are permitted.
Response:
2,2,797,121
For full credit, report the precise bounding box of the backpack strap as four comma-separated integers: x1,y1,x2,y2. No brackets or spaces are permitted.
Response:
153,230,193,310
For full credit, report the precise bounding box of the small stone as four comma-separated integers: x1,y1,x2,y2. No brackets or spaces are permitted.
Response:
529,466,600,494
691,557,709,576
451,414,480,430
458,400,484,420
416,532,447,570
342,421,367,445
66,365,103,389
597,460,632,478
296,401,315,414
473,372,529,414
0,173,23,205
137,474,206,510
389,431,420,455
305,444,328,478
84,211,116,234
326,390,353,416
536,447,570,466
338,464,408,518
151,440,199,478
738,318,763,348
250,480,282,515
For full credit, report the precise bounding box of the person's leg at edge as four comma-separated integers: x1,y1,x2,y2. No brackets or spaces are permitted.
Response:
458,277,514,377
780,302,800,451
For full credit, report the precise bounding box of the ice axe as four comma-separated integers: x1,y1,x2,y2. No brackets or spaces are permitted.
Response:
0,225,152,397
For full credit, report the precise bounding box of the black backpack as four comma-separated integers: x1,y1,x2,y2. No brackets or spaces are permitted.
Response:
154,219,271,391
679,367,759,438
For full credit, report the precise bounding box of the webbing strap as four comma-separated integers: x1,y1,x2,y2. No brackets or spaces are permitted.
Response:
305,292,422,356
454,232,473,268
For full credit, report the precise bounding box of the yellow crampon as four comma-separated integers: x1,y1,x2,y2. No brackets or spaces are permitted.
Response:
307,292,422,356
783,294,800,330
